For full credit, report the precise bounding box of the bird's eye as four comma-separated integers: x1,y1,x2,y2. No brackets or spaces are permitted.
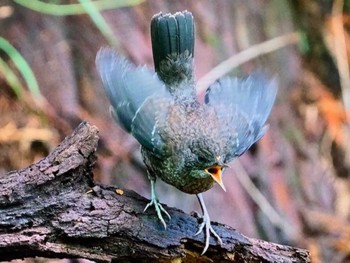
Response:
197,156,207,163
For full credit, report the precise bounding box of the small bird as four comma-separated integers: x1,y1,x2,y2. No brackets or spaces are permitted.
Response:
96,11,277,254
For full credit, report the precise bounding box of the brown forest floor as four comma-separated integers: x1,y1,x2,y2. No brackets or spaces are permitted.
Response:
1,0,350,262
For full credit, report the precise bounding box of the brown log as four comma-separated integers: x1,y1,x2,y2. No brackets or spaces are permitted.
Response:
0,122,310,263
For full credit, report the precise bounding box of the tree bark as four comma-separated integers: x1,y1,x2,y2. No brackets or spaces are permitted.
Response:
0,122,310,263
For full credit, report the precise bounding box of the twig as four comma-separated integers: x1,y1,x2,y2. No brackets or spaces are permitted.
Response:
197,32,300,93
232,160,298,239
327,0,350,111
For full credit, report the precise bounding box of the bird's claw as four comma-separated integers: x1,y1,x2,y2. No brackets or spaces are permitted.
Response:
143,197,171,229
194,213,223,254
143,179,171,229
195,194,223,255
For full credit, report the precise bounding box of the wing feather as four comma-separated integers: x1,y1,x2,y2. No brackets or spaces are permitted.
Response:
205,72,277,161
96,48,173,156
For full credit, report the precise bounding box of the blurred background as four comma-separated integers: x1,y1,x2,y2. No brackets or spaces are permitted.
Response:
1,0,350,262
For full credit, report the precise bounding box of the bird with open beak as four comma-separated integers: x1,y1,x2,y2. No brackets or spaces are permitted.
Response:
96,10,277,254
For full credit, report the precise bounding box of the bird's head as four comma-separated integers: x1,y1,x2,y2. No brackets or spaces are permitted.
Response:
184,145,228,192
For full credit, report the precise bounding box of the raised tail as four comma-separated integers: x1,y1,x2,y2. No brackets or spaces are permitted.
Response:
151,11,195,86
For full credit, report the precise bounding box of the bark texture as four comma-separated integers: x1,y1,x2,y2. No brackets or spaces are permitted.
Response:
0,122,310,263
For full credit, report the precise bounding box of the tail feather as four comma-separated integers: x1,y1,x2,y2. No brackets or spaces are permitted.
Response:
151,11,194,75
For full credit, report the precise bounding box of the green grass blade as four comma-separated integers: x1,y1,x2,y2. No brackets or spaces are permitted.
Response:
0,57,24,97
0,37,43,101
78,0,119,47
13,0,144,16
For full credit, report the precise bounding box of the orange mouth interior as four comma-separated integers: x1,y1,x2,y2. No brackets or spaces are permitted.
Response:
205,165,225,191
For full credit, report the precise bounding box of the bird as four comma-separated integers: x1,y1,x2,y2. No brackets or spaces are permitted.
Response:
96,10,277,254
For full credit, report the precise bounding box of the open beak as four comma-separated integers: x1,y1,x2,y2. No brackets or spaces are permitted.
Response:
205,165,226,192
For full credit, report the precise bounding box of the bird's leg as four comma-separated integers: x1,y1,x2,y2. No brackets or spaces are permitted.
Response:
143,178,171,229
195,193,223,254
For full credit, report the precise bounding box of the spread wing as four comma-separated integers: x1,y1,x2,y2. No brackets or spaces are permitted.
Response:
96,48,173,157
205,72,277,162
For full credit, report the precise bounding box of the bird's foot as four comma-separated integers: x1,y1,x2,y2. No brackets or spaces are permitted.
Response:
195,194,223,255
194,213,223,254
143,179,171,229
143,197,171,229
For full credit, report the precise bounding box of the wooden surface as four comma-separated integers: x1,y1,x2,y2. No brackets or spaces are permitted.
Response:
0,122,310,262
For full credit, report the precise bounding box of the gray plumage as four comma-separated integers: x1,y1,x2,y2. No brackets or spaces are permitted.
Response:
96,46,277,193
96,49,172,157
205,73,277,160
96,10,277,254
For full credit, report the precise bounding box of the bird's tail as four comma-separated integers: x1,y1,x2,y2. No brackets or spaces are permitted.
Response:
151,11,195,86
